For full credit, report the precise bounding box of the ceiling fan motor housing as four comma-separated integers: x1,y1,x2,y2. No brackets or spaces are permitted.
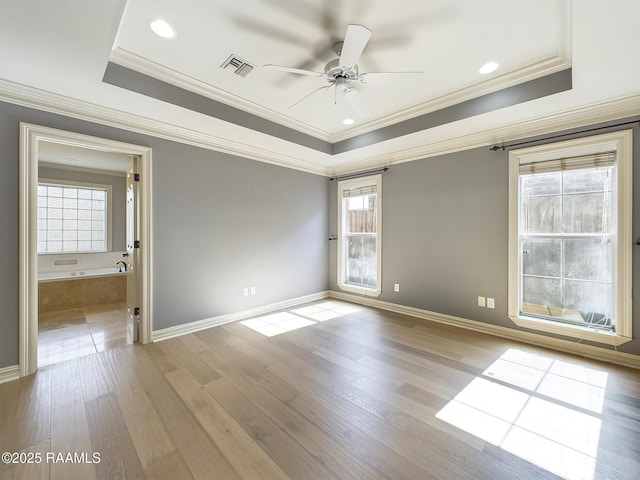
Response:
324,58,359,82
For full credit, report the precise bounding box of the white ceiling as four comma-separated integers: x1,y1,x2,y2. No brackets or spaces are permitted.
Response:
0,0,639,175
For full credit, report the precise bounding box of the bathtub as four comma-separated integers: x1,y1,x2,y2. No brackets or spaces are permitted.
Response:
38,267,126,282
38,267,127,313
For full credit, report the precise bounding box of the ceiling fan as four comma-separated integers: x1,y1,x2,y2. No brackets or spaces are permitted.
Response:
264,24,423,116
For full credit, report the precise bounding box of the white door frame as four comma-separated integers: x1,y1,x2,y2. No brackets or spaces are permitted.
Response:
19,123,153,376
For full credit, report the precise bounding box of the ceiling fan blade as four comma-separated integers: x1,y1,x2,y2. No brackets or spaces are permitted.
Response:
339,24,372,68
289,85,331,109
263,64,324,77
344,88,371,119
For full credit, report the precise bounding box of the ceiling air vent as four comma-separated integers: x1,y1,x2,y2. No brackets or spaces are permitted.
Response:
220,54,255,77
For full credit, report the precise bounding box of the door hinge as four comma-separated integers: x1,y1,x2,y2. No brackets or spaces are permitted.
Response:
134,173,140,181
133,307,140,316
134,240,140,248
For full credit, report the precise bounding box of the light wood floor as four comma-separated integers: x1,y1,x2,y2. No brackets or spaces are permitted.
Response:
1,299,639,480
38,303,132,367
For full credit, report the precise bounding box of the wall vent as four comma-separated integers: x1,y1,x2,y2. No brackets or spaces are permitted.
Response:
220,54,255,77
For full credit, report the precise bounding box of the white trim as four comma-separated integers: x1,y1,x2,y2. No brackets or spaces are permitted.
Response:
507,130,633,346
337,175,382,297
0,77,638,178
110,48,331,142
19,124,154,377
111,52,571,144
152,291,329,342
332,57,571,142
328,291,640,370
0,365,20,384
0,79,326,176
326,93,640,177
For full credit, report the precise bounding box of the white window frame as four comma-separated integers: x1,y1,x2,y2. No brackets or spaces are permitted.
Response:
508,130,633,346
337,174,382,296
37,178,113,254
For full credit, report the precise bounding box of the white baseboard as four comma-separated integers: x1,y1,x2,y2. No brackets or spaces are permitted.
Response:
0,365,20,384
328,291,640,370
152,291,330,342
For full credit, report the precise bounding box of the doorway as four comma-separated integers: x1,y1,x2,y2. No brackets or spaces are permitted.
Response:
19,124,152,376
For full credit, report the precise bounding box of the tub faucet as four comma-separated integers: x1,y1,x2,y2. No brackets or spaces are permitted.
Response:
116,261,127,273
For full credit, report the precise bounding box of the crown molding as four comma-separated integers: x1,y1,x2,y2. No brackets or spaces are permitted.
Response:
0,78,328,175
110,48,571,145
327,92,640,176
332,56,572,143
1,77,637,179
110,47,332,142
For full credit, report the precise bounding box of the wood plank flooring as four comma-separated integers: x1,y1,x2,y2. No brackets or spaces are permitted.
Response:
1,299,639,480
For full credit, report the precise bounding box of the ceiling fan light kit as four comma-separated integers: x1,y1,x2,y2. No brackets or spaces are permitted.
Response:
264,24,424,121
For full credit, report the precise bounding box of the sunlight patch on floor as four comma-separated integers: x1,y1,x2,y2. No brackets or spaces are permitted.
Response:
240,300,361,337
436,348,607,480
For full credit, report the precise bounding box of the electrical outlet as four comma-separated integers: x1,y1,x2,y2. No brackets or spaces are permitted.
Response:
250,286,256,296
478,296,486,307
487,297,495,309
243,287,249,297
394,283,400,292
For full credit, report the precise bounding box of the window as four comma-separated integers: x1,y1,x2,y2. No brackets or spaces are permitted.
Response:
508,131,632,345
337,175,382,296
37,180,111,254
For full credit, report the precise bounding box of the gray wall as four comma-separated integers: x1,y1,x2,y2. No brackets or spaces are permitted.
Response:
329,120,640,357
0,101,328,368
38,165,127,252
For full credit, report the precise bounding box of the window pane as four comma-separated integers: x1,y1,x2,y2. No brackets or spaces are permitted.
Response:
63,241,77,252
564,238,612,281
78,241,92,251
522,238,561,277
345,234,377,288
63,197,78,209
78,189,92,199
48,230,62,241
521,172,561,196
563,193,611,234
48,196,63,208
522,277,561,311
47,219,62,230
563,168,610,194
48,208,62,219
63,208,78,220
63,230,78,241
563,280,612,326
48,186,63,197
92,241,105,251
346,194,377,233
521,195,561,233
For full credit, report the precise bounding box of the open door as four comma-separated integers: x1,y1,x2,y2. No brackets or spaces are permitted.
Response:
126,156,141,341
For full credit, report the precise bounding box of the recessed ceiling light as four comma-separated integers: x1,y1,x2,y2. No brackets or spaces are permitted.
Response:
149,19,176,39
479,61,499,74
342,118,354,125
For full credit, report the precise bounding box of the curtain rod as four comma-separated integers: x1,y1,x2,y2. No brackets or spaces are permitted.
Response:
329,167,389,181
489,120,639,152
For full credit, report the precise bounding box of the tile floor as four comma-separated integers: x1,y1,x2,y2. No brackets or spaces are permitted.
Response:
38,302,132,366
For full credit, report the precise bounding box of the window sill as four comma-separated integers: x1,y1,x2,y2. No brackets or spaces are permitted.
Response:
338,283,381,297
509,314,632,346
